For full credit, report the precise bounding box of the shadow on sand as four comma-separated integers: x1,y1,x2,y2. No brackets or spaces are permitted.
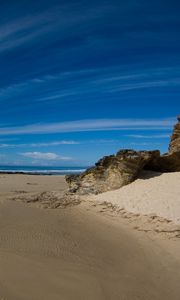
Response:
138,170,163,180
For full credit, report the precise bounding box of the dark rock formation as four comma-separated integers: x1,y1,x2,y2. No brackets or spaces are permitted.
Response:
66,150,160,194
66,115,180,195
169,115,180,153
145,116,180,172
144,152,180,172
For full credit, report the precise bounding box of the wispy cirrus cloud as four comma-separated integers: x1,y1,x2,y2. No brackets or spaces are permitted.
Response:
0,66,180,108
0,13,53,53
0,118,175,136
126,134,170,139
109,79,180,92
0,3,112,54
129,142,162,147
0,140,79,148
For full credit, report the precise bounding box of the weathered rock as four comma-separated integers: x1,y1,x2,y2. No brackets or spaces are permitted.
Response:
144,152,180,172
66,115,180,195
145,115,180,172
66,150,160,195
169,115,180,153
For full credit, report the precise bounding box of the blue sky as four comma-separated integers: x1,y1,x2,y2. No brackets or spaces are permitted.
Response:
0,0,179,166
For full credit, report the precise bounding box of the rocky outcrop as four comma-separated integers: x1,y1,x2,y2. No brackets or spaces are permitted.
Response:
144,152,180,172
66,115,180,195
66,150,160,194
145,116,180,172
169,115,180,153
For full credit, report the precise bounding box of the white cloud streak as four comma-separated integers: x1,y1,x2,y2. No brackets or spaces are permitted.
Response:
1,66,180,102
126,134,170,139
0,140,79,148
0,4,110,54
0,13,54,52
107,79,180,92
21,152,71,161
0,118,175,136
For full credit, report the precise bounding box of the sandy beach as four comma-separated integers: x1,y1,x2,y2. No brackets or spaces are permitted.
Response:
1,0,179,298
0,174,180,299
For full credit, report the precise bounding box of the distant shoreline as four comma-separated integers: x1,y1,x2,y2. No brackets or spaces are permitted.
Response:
0,167,87,176
0,171,81,176
0,170,85,176
0,171,60,176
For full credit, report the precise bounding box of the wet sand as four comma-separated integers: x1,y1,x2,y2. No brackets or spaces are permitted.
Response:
0,174,180,300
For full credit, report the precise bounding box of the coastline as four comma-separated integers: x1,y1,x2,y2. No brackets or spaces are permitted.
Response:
0,167,86,176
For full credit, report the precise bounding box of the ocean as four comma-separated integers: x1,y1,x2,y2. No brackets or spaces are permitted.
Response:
0,166,87,175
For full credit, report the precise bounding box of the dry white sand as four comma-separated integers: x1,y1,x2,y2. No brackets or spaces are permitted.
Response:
0,174,180,299
90,171,180,225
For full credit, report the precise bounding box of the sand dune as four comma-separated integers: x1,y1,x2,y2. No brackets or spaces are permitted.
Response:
90,171,180,225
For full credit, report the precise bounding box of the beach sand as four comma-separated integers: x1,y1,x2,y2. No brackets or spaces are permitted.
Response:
0,174,180,299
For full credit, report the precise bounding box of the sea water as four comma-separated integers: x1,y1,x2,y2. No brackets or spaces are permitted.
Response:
0,166,87,175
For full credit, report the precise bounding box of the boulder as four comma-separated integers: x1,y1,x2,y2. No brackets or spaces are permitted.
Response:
66,115,180,195
66,150,160,194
